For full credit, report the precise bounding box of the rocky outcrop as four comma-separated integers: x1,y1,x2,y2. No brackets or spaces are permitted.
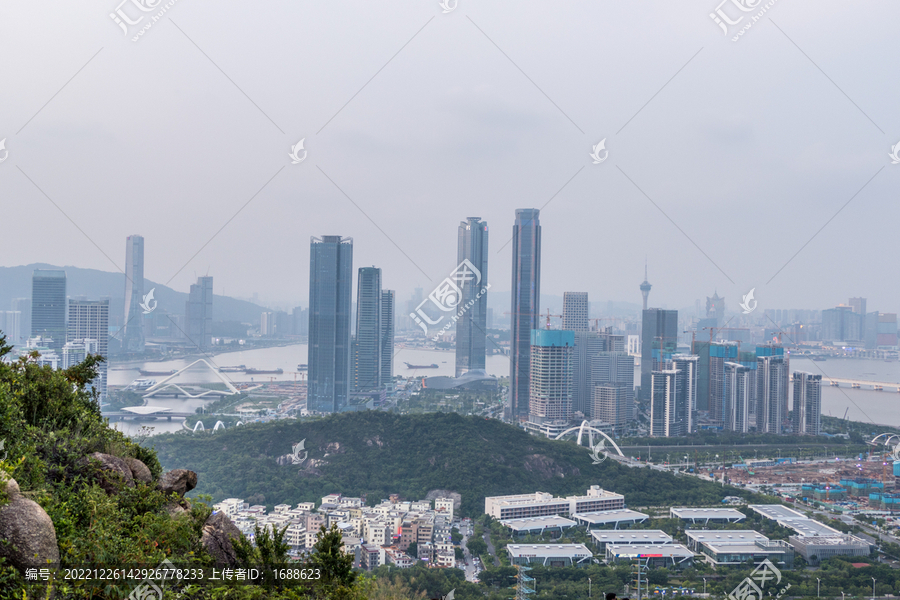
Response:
201,512,241,567
82,453,135,494
0,475,60,571
158,469,197,496
1,471,20,500
124,457,153,484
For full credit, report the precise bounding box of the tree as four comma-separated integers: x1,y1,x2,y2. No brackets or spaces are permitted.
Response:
310,524,358,594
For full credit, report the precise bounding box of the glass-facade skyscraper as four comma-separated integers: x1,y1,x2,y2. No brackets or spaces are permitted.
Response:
381,290,395,389
455,217,488,377
123,234,145,353
185,276,213,350
32,269,67,352
67,299,109,402
354,267,382,392
308,236,353,413
508,209,541,421
640,308,677,402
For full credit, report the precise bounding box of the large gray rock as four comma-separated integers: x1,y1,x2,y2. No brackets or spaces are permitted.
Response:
201,512,241,567
0,496,60,570
124,457,153,484
158,469,197,496
83,453,134,494
0,471,19,500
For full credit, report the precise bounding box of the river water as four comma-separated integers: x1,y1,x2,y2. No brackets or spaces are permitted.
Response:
108,346,900,437
108,344,513,437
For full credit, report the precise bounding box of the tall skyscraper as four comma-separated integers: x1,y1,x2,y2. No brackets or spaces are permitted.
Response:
455,217,489,377
509,209,541,421
640,263,652,311
185,276,213,350
308,236,353,413
650,368,685,437
32,270,67,352
640,308,677,401
381,290,395,389
562,292,589,332
707,341,739,427
572,332,604,417
672,354,699,434
592,351,635,430
123,234,145,352
792,372,822,435
354,267,382,392
527,329,574,431
757,344,789,434
67,299,109,402
723,362,751,433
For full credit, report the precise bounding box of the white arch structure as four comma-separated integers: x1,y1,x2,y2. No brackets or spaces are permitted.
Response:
870,433,900,447
144,359,240,399
554,421,625,457
183,420,244,433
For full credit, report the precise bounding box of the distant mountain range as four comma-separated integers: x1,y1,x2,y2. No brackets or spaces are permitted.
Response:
0,264,269,326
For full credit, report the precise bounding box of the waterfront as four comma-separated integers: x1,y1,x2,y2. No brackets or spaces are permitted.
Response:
108,347,900,438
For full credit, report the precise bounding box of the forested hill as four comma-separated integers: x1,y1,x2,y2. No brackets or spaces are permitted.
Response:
151,412,761,515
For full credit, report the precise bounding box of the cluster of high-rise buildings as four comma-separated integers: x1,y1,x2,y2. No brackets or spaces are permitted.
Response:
306,236,395,413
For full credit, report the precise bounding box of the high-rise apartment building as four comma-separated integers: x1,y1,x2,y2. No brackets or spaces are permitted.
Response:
792,372,822,435
650,368,687,437
592,384,631,432
572,332,604,417
707,342,739,427
509,209,541,421
527,329,574,428
381,290,395,389
123,234,145,352
723,362,752,433
455,217,489,377
32,270,67,352
640,308,677,401
354,267,382,392
185,276,213,350
67,299,109,402
671,354,698,434
757,344,789,434
308,236,353,413
822,305,861,342
562,292,589,332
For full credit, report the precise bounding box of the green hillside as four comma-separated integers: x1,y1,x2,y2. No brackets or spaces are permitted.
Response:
151,412,760,514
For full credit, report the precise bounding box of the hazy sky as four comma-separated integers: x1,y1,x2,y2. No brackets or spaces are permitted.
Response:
1,0,898,314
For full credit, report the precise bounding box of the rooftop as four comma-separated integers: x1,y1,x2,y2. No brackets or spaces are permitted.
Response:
573,509,649,523
591,530,672,543
670,508,746,520
606,543,694,558
507,544,592,558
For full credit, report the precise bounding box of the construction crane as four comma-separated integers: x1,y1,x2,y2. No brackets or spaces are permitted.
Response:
589,317,622,332
543,308,563,329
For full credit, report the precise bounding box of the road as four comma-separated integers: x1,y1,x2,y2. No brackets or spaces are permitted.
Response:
459,522,479,582
484,530,500,567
